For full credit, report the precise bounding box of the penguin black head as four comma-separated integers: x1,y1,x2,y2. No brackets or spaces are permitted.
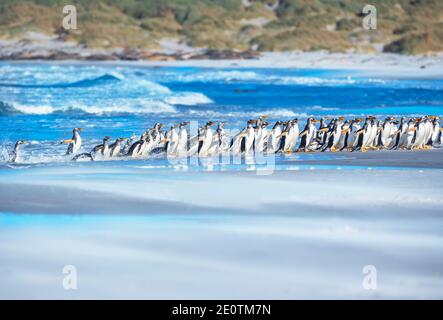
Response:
180,121,190,128
15,140,29,147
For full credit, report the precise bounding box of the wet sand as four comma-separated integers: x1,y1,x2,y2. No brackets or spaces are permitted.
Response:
285,148,443,169
0,149,442,299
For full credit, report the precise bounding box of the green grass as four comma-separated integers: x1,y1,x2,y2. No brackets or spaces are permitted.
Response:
1,0,442,54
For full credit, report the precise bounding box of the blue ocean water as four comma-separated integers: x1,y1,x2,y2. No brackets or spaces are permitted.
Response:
0,61,442,165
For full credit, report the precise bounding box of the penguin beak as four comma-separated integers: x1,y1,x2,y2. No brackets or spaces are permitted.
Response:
312,119,320,123
61,139,74,144
338,116,346,121
341,128,350,134
408,127,417,132
319,128,329,132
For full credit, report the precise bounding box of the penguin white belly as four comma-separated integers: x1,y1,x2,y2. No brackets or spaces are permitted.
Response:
269,128,281,152
245,130,255,153
177,130,188,155
288,127,299,151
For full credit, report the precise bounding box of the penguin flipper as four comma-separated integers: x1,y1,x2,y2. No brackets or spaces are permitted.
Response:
72,153,93,161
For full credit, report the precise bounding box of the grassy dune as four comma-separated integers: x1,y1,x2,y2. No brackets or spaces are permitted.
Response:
0,0,442,54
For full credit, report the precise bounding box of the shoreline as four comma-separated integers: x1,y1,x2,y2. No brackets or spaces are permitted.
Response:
2,51,443,78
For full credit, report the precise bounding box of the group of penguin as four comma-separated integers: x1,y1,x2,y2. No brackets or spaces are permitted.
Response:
9,115,443,163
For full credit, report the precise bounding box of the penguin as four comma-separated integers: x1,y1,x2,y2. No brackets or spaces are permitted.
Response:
176,121,190,155
64,128,82,155
412,118,427,149
10,140,29,163
367,117,378,149
322,116,345,152
215,121,230,154
254,121,271,153
344,118,362,151
72,153,94,161
91,136,111,158
109,138,128,158
298,117,319,152
126,135,147,157
398,119,418,149
230,119,256,154
390,117,407,150
430,116,441,147
354,119,371,152
198,121,216,156
379,117,396,149
268,121,283,153
242,120,256,153
277,119,299,153
335,119,351,151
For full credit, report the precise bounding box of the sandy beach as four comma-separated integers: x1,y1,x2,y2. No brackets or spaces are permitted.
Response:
1,149,443,299
4,51,443,79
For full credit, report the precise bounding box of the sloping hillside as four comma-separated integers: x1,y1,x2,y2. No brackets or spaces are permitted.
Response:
0,0,442,56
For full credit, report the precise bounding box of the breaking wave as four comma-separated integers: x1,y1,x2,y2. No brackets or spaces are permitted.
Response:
174,70,388,86
0,73,123,88
188,109,308,119
164,92,213,105
0,100,177,115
